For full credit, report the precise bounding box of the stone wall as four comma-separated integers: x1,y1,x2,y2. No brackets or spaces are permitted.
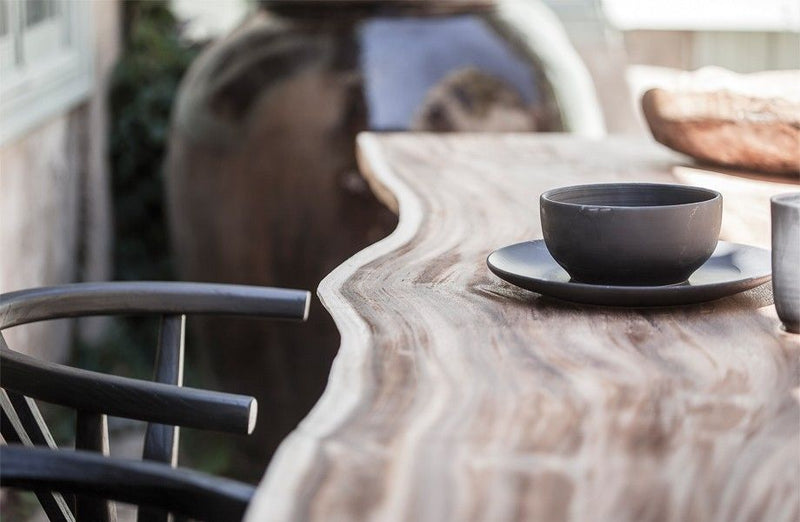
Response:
0,0,120,360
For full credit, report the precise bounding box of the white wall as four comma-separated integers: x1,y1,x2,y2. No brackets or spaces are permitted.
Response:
170,0,251,41
0,0,119,360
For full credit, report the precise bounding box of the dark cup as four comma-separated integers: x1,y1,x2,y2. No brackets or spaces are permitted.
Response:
540,183,722,286
771,193,800,334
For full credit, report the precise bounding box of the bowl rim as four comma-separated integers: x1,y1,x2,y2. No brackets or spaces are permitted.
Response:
540,182,721,210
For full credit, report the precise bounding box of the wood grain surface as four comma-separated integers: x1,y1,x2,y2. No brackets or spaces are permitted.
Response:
246,134,800,522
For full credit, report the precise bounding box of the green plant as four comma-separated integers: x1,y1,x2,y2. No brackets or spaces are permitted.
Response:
100,1,201,378
109,0,199,283
84,3,242,478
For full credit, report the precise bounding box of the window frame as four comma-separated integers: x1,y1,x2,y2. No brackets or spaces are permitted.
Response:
0,0,93,145
601,0,800,31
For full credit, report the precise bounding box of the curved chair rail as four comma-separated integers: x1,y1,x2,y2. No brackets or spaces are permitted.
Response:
1,445,255,522
0,281,311,329
1,346,257,434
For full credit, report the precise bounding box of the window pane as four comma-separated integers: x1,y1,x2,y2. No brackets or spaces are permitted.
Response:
25,0,58,27
0,0,9,37
23,0,68,64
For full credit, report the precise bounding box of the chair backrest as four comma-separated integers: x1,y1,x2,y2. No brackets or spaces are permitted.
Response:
0,281,310,522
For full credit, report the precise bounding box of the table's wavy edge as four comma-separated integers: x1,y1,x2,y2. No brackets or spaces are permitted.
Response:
244,133,416,521
244,134,800,521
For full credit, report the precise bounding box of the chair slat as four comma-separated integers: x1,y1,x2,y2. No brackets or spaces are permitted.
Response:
75,411,116,522
3,389,58,448
1,346,257,434
140,314,186,522
0,391,76,522
1,445,255,522
143,314,186,466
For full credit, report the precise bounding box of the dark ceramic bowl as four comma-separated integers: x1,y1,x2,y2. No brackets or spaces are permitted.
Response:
540,183,722,286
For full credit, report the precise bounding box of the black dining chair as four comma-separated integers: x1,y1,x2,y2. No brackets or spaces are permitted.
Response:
0,281,310,522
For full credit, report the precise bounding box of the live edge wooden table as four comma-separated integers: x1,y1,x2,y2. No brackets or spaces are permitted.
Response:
246,134,800,522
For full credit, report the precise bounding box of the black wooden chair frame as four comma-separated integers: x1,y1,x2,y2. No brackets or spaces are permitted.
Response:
0,281,310,522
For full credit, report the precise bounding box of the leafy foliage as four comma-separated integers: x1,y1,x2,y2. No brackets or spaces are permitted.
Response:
85,2,238,478
109,0,199,283
101,1,200,382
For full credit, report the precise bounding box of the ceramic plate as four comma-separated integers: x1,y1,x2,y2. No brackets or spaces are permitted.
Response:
486,240,771,307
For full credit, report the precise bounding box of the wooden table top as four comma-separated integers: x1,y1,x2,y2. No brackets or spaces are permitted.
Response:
246,134,800,522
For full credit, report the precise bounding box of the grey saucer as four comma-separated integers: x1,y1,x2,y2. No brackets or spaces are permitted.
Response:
487,240,771,307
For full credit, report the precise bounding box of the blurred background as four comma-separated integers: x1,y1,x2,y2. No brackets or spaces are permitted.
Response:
1,0,797,519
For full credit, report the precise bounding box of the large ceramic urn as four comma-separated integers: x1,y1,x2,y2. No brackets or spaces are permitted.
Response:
165,0,599,476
